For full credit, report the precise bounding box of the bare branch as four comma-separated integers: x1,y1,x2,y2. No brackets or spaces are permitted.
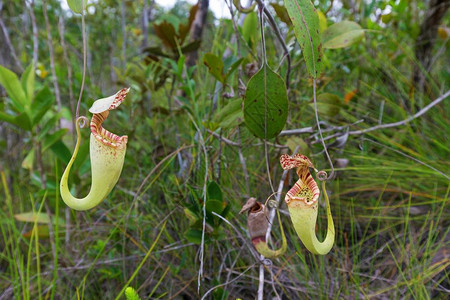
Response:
58,16,75,115
0,10,23,71
26,0,38,69
279,127,314,136
279,91,449,143
348,90,450,135
42,0,62,111
254,0,291,88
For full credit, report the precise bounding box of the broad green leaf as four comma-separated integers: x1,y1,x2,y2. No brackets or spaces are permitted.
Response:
38,113,60,138
0,65,27,112
50,140,72,164
0,111,32,131
270,3,292,26
213,98,243,129
206,200,224,215
206,199,224,227
284,0,323,78
0,111,18,125
21,63,35,104
184,229,209,244
31,87,54,126
322,21,365,49
41,129,69,152
13,112,33,131
67,0,88,14
207,181,223,202
308,93,342,117
21,149,34,170
244,64,288,139
203,53,224,83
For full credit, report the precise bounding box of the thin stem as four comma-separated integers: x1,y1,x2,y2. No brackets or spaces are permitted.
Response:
254,0,291,88
58,16,75,116
349,90,449,135
361,138,449,180
201,264,255,300
194,116,209,294
259,5,275,194
42,0,62,112
121,0,126,70
26,0,38,69
76,7,87,120
313,79,335,180
266,145,299,237
0,9,23,72
258,262,265,300
237,127,250,194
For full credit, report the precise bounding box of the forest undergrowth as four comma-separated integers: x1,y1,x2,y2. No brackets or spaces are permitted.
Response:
0,0,449,299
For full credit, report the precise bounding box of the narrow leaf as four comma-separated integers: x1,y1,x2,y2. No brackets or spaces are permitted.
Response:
270,3,292,26
179,4,199,43
14,212,50,224
21,63,35,104
242,12,258,49
0,111,19,125
50,140,72,164
284,0,323,77
0,65,27,112
214,98,243,129
31,87,54,126
41,129,69,152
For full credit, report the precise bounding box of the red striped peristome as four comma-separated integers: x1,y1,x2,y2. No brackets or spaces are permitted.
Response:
108,88,129,111
280,154,315,171
284,165,320,206
90,111,128,148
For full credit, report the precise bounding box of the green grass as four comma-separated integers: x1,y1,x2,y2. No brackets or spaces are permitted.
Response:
1,103,448,298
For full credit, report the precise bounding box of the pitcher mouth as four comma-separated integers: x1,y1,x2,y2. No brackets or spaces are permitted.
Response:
90,112,128,148
285,167,320,206
88,88,130,148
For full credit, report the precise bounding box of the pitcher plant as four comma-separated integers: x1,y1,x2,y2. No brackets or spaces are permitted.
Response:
280,154,335,255
240,197,287,258
60,88,130,211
